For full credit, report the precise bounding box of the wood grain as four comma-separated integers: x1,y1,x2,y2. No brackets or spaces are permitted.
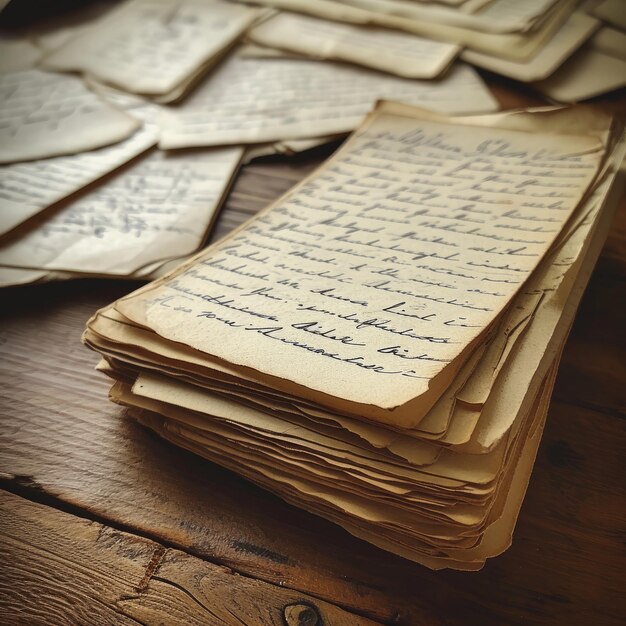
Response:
0,490,381,626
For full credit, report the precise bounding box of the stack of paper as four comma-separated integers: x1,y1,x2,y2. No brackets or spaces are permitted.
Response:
84,102,625,569
235,0,626,101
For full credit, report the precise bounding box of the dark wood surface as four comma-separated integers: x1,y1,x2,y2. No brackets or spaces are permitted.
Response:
1,82,625,626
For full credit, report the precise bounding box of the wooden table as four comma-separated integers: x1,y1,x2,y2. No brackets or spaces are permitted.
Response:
1,80,625,626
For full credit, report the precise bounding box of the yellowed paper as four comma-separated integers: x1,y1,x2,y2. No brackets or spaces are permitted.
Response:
0,147,243,275
43,0,260,96
234,0,577,60
462,12,600,81
0,118,159,237
159,56,498,149
248,12,460,78
120,104,603,426
0,70,139,164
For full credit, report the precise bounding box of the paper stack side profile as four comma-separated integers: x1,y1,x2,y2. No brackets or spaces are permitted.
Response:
83,102,625,570
235,0,626,102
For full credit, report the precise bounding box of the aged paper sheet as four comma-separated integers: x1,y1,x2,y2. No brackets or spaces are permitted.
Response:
43,0,261,96
159,56,498,148
0,147,243,275
248,12,460,78
119,104,603,423
0,70,139,164
0,119,159,237
233,0,577,60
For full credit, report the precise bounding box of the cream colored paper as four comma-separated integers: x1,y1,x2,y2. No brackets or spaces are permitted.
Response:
159,56,498,149
234,0,577,60
248,12,460,78
0,118,159,237
43,0,260,96
0,69,139,164
462,12,600,81
121,105,603,425
0,147,243,275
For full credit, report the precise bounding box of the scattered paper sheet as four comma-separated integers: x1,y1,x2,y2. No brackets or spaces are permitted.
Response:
248,11,460,78
0,117,159,237
233,0,578,60
0,69,139,164
0,146,243,275
159,56,499,148
42,0,261,97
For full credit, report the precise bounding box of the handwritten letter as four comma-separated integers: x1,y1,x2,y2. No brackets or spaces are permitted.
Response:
121,106,602,413
159,56,498,148
0,70,138,164
0,119,158,237
0,147,242,275
249,12,459,78
43,0,261,96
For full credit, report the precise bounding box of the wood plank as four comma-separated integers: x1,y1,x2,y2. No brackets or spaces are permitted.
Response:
0,490,381,626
